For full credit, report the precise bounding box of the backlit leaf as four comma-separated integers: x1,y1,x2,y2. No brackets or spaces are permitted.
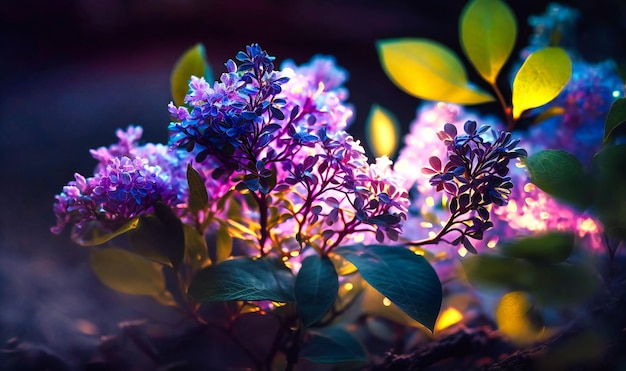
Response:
512,47,572,119
603,98,626,143
377,38,495,104
525,149,590,209
90,247,173,304
187,163,208,213
460,0,517,84
171,43,213,106
495,291,544,345
365,104,400,158
183,224,210,269
334,244,442,332
215,224,232,263
188,256,295,302
591,145,626,239
74,217,139,247
295,255,338,327
300,327,367,364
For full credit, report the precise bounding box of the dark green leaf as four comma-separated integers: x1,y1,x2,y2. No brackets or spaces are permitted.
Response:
463,254,598,306
295,255,338,327
170,43,212,106
128,202,185,270
188,256,295,302
187,163,208,213
603,98,626,143
592,145,626,239
525,149,590,209
183,223,209,269
334,244,442,332
74,217,139,247
300,327,367,364
499,231,575,263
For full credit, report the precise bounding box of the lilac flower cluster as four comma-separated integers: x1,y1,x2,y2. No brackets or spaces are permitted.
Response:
167,44,408,253
419,121,526,252
52,127,188,238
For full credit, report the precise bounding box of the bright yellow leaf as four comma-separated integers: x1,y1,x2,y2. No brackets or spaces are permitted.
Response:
90,248,173,304
215,224,233,262
377,38,495,105
512,47,572,119
460,0,517,84
495,291,544,345
170,43,211,106
365,104,400,158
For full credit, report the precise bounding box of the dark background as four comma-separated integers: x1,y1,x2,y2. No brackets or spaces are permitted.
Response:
1,0,624,366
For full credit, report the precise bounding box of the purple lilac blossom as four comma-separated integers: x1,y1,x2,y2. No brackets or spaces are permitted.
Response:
51,127,188,239
167,45,408,253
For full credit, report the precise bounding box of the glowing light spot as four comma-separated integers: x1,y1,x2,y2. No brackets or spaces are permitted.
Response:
579,218,598,233
425,196,435,207
289,251,300,257
523,183,536,193
344,282,354,291
540,211,550,219
487,236,499,248
435,307,464,332
413,249,425,256
420,222,433,228
382,297,392,307
507,200,518,213
613,90,621,98
353,233,365,243
75,319,99,335
458,247,468,257
428,231,437,238
442,194,448,208
515,160,526,168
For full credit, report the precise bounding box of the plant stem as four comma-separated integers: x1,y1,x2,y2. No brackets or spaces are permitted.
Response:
490,82,515,130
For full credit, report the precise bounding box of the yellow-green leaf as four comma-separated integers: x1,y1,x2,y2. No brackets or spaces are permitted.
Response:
171,43,212,106
377,38,495,105
74,217,139,247
183,224,210,269
495,291,545,345
365,104,400,158
460,0,517,84
90,247,171,301
215,224,233,263
512,47,572,119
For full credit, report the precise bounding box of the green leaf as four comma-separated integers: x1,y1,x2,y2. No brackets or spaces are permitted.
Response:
300,327,367,364
128,202,185,270
460,0,517,84
186,163,208,213
499,231,575,264
463,255,598,306
334,244,442,332
74,217,139,247
170,43,213,106
183,224,209,269
603,98,626,143
591,145,626,239
365,104,400,158
525,149,590,209
215,224,232,263
295,255,338,327
377,38,495,105
188,256,295,302
512,47,572,119
90,247,173,305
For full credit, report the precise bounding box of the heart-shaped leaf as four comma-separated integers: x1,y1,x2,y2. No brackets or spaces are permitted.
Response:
295,255,338,327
